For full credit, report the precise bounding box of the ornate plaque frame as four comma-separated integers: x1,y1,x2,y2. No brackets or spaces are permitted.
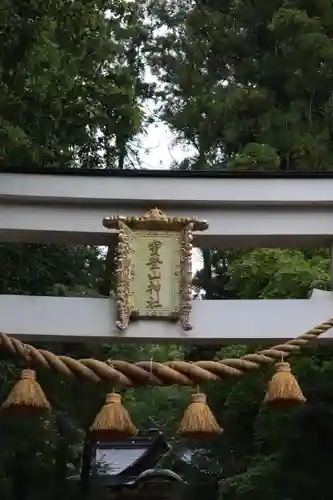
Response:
103,208,208,331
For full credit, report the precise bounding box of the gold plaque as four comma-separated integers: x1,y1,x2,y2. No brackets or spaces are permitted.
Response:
103,208,208,331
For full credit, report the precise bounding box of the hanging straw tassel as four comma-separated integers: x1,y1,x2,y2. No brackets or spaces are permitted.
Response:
90,392,137,441
178,392,223,439
2,369,51,415
263,361,306,409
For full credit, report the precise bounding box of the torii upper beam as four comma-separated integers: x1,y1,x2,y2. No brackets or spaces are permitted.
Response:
1,168,333,247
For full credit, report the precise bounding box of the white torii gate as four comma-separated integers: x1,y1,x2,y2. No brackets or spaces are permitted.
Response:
1,167,333,344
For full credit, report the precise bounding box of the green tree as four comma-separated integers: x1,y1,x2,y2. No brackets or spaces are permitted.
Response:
0,2,179,499
151,1,333,498
0,6,190,499
151,0,333,171
0,0,149,169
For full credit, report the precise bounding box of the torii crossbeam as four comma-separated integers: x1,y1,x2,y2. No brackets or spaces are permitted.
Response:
1,167,333,344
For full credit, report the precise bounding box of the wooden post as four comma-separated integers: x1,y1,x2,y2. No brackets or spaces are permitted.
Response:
78,432,93,500
54,416,69,500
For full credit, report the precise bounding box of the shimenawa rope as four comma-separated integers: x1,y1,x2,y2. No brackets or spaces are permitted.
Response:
0,318,332,387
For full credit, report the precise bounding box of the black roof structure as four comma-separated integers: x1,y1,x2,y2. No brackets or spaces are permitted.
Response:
70,430,190,499
91,430,171,486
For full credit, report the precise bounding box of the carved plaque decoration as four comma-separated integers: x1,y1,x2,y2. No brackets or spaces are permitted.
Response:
103,208,208,331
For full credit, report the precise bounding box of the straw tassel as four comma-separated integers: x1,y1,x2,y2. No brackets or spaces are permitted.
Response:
2,369,51,414
90,392,137,440
178,392,223,438
263,362,306,409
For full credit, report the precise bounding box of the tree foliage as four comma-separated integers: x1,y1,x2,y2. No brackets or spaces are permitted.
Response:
0,0,149,169
150,1,333,499
151,0,333,171
0,2,184,499
1,0,333,499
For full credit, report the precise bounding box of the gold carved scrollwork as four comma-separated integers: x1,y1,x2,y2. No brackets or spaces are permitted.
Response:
103,207,208,232
179,223,194,331
103,208,208,331
114,221,135,330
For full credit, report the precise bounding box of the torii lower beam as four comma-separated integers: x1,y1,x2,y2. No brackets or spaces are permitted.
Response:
1,290,333,344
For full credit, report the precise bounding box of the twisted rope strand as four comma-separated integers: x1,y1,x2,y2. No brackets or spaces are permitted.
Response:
0,318,332,387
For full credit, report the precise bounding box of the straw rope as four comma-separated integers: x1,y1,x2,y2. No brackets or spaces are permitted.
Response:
0,318,332,387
